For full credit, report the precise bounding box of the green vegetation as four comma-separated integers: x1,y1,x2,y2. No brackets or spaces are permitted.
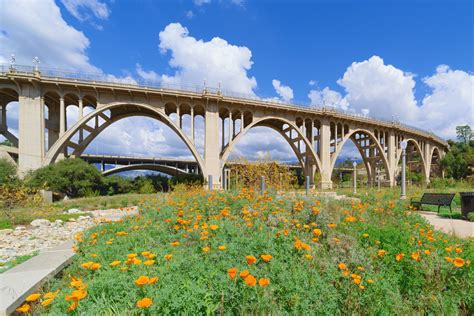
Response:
0,157,17,184
24,189,473,314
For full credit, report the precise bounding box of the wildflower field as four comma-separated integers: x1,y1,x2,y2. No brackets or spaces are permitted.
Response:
21,189,473,315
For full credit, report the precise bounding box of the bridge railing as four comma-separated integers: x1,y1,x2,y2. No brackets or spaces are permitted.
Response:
0,64,445,144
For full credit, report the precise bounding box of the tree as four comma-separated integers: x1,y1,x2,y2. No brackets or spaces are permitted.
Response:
0,158,17,184
441,140,473,179
456,125,473,144
26,158,103,197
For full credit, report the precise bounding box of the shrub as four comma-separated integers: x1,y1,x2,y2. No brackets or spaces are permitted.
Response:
0,157,17,184
26,158,103,198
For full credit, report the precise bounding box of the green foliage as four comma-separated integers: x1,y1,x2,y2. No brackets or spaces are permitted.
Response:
0,158,17,184
26,158,103,198
441,140,474,179
39,189,473,314
138,179,155,194
169,173,204,188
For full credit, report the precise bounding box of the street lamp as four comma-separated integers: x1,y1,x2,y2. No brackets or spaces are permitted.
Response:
352,161,357,195
400,140,408,199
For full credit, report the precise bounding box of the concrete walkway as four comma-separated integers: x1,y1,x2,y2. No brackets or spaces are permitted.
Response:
0,241,75,316
419,211,474,238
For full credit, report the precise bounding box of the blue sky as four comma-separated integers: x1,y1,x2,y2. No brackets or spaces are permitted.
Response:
60,0,472,102
0,0,473,164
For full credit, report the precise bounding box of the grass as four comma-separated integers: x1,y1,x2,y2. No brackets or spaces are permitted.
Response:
0,193,154,229
18,188,473,314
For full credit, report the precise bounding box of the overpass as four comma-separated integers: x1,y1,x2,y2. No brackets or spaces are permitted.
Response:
0,64,448,189
80,154,303,177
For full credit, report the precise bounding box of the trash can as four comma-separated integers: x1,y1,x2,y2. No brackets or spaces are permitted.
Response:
459,192,474,219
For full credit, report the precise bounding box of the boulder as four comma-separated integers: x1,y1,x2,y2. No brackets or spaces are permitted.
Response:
30,219,51,227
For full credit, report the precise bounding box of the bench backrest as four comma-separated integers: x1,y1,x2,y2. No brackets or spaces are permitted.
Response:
420,193,455,205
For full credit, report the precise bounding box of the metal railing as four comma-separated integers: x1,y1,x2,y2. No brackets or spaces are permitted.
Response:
0,64,446,144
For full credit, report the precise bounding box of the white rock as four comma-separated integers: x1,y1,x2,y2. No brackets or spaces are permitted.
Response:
53,219,63,226
31,219,51,227
68,218,76,222
78,215,91,221
67,208,82,214
0,229,13,234
15,226,26,231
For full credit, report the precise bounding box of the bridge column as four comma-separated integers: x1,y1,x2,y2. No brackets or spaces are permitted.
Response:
190,107,194,143
47,103,60,150
18,84,45,175
204,101,221,189
423,142,431,186
304,120,316,188
318,119,332,189
387,131,396,187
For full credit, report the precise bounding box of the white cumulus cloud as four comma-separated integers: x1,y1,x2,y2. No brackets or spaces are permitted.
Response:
158,23,257,95
272,79,293,102
336,55,420,122
0,0,99,72
308,87,348,110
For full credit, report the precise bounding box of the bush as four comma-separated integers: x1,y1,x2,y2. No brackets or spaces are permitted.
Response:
26,158,103,198
169,173,204,188
0,158,17,184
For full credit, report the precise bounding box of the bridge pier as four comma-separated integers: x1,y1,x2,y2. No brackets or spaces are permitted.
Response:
318,119,333,189
18,85,45,175
204,101,222,190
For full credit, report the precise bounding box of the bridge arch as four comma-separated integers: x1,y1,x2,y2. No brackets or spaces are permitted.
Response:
44,102,206,175
103,164,188,177
330,128,392,184
395,138,427,183
220,116,322,174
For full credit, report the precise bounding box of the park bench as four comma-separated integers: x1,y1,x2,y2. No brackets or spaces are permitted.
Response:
410,193,455,213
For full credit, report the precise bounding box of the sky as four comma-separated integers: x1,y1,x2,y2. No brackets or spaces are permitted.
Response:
0,0,473,164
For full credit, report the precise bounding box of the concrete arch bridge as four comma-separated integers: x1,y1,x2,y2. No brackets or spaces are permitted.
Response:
0,65,447,189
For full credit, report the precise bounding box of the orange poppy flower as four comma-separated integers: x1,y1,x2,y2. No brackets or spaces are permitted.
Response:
312,229,322,237
228,267,238,279
240,270,250,279
16,304,31,313
244,275,257,286
202,247,211,252
164,254,173,261
90,263,101,270
135,276,150,286
338,263,347,270
246,255,257,265
395,253,404,262
137,297,153,308
25,293,41,302
110,261,121,267
81,261,94,269
144,260,155,266
171,241,180,247
260,254,273,262
210,224,219,231
453,257,465,268
328,223,337,229
258,278,270,287
411,251,420,262
378,250,387,257
67,301,78,312
41,298,54,306
218,245,227,250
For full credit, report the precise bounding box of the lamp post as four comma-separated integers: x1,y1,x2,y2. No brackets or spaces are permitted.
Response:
400,140,408,199
352,161,357,195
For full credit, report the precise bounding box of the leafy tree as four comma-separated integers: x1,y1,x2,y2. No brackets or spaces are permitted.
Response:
0,158,17,184
441,140,473,179
26,158,103,197
456,125,473,144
